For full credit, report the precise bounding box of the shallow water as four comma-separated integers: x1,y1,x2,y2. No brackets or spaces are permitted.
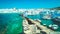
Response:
0,13,23,34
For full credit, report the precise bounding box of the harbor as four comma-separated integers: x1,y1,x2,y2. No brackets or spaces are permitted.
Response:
23,18,54,34
0,0,60,34
0,9,60,34
22,14,60,34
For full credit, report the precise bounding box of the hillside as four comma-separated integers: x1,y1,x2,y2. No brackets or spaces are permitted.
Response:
50,7,60,10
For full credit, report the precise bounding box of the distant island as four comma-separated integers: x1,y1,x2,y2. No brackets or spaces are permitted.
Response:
50,7,60,10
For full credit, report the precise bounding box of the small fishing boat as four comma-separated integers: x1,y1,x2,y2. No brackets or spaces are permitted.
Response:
52,17,60,26
52,17,60,23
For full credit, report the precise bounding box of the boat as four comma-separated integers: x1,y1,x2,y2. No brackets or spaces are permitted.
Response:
42,14,51,19
52,17,60,26
52,17,60,23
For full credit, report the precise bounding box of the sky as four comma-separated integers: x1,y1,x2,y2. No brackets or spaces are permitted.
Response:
0,0,60,9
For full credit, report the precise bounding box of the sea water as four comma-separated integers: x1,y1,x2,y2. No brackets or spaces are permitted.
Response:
27,15,60,32
0,13,60,34
27,15,53,26
0,13,23,34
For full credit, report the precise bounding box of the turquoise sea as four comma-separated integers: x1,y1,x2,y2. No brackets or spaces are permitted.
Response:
0,13,60,34
0,13,23,34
